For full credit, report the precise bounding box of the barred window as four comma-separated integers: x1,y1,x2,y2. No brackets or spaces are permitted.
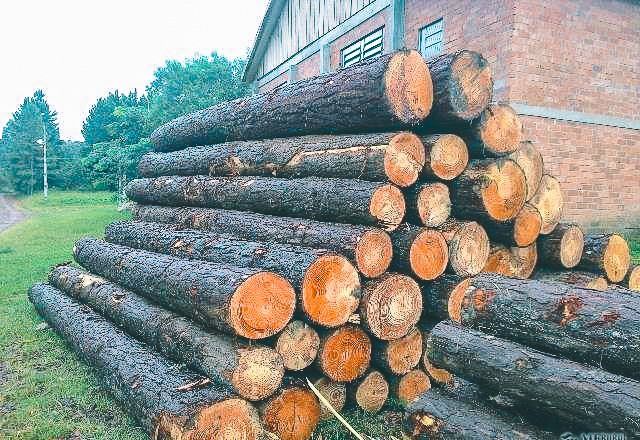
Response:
419,19,444,59
341,27,384,68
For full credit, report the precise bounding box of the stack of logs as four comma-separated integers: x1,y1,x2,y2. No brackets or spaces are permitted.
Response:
29,48,640,440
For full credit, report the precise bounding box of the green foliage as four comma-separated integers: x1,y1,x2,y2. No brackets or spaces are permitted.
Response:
81,139,152,191
81,91,144,145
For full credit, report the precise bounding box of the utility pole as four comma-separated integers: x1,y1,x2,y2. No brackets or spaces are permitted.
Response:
38,113,48,199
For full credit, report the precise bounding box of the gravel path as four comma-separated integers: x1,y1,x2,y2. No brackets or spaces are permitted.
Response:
0,194,25,233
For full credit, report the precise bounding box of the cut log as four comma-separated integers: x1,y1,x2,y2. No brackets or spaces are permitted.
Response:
536,223,584,269
347,369,389,413
419,323,454,385
483,243,537,279
48,265,283,401
422,50,493,125
421,274,467,321
461,104,523,157
529,175,563,234
625,265,640,292
316,325,372,382
426,321,640,436
391,224,449,280
132,205,392,278
419,134,469,180
312,376,346,420
533,269,608,291
104,220,361,328
141,132,426,188
509,141,543,201
372,327,423,375
438,219,489,277
404,387,552,440
436,272,640,379
404,182,451,227
359,273,422,340
579,233,631,283
28,283,264,439
483,203,542,247
274,320,320,371
126,175,406,231
450,158,526,223
259,380,321,440
390,369,431,405
72,238,296,340
151,50,432,151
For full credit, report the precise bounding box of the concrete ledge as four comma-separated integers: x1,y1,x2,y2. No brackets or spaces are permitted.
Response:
511,103,640,131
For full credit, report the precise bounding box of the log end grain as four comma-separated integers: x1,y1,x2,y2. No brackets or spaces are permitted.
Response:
481,158,527,221
560,225,585,269
382,327,423,375
355,229,393,278
233,347,285,401
410,229,449,280
393,369,431,406
361,274,422,340
476,104,523,156
627,265,640,292
442,220,490,277
414,183,451,227
509,140,544,201
230,272,296,339
530,175,563,234
384,132,427,187
484,243,538,279
422,357,454,385
446,277,473,323
261,387,321,440
385,50,434,124
603,234,631,283
513,204,542,247
313,377,347,420
426,134,469,180
301,255,361,328
352,370,389,413
318,325,372,382
275,320,320,371
445,50,493,121
369,184,406,231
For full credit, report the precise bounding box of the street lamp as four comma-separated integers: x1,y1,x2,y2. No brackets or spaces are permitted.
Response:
37,113,48,199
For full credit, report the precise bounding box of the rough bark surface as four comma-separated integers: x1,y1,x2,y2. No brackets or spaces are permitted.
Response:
28,283,264,439
151,50,432,151
483,242,537,279
483,203,542,247
347,369,389,413
529,175,563,234
391,223,448,280
404,182,451,227
73,238,296,339
132,205,392,278
537,223,584,269
426,321,640,436
460,104,523,157
533,269,609,291
579,233,631,283
419,134,468,181
438,219,489,277
126,175,406,231
509,141,544,201
371,327,423,375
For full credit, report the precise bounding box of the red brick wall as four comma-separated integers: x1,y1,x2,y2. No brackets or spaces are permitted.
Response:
296,53,321,81
260,71,288,92
328,10,390,70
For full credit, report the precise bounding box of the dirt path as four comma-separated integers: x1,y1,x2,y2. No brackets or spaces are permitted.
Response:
0,194,25,233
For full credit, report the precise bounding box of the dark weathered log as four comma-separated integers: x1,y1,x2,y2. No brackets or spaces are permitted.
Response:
391,224,449,280
141,132,427,188
433,272,640,379
420,50,493,126
48,265,284,401
426,321,640,436
460,104,523,157
533,269,609,291
151,50,432,151
28,283,264,439
132,205,392,278
73,238,295,340
625,265,640,292
316,325,372,382
483,203,541,247
419,134,468,180
372,327,423,375
579,233,631,283
389,369,431,405
529,174,563,234
347,369,389,413
359,273,422,341
450,158,526,223
537,223,584,269
126,175,406,231
509,140,543,201
404,182,451,227
418,322,454,385
438,219,489,277
104,220,361,328
483,242,537,279
274,320,320,371
311,376,346,420
404,387,551,440
420,275,466,321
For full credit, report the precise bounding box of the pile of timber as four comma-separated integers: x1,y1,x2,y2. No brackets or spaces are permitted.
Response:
28,49,639,440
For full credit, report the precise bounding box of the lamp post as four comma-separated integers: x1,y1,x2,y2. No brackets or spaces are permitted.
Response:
36,113,48,199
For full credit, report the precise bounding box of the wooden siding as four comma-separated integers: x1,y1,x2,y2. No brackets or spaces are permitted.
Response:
256,0,376,78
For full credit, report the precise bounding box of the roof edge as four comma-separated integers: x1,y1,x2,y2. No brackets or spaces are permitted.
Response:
243,0,287,83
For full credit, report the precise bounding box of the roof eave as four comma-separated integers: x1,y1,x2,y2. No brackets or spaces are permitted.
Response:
243,0,288,83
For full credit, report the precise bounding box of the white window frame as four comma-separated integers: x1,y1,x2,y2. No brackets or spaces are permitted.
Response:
341,27,384,68
419,18,444,59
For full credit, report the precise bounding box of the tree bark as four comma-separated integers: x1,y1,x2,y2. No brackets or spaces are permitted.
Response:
132,205,392,279
509,141,543,201
28,283,264,439
104,220,361,328
536,223,584,269
419,134,468,181
359,273,422,341
316,325,372,382
450,158,526,223
404,182,451,227
438,219,489,277
273,320,320,371
533,269,609,291
347,369,389,413
579,233,631,283
529,174,563,234
459,104,523,157
371,327,423,375
391,223,449,280
418,321,454,385
126,175,406,231
141,131,426,188
624,265,640,292
48,265,284,401
151,50,432,151
389,369,431,405
72,238,296,340
483,242,537,279
434,272,640,379
426,321,640,436
420,274,466,321
482,203,541,247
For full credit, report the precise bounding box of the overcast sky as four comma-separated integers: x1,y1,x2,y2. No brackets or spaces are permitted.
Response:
0,0,269,140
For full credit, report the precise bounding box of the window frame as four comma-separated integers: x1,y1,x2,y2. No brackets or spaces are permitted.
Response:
341,26,385,68
418,18,445,60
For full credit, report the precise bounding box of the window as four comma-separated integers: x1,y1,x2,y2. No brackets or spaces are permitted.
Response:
419,19,444,59
341,27,384,68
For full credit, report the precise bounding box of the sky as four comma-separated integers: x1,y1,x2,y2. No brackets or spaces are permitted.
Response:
0,0,269,140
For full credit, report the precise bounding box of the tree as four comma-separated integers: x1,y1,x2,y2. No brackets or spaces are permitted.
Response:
81,90,146,145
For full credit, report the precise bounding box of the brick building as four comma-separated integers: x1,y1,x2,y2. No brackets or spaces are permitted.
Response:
243,0,640,230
